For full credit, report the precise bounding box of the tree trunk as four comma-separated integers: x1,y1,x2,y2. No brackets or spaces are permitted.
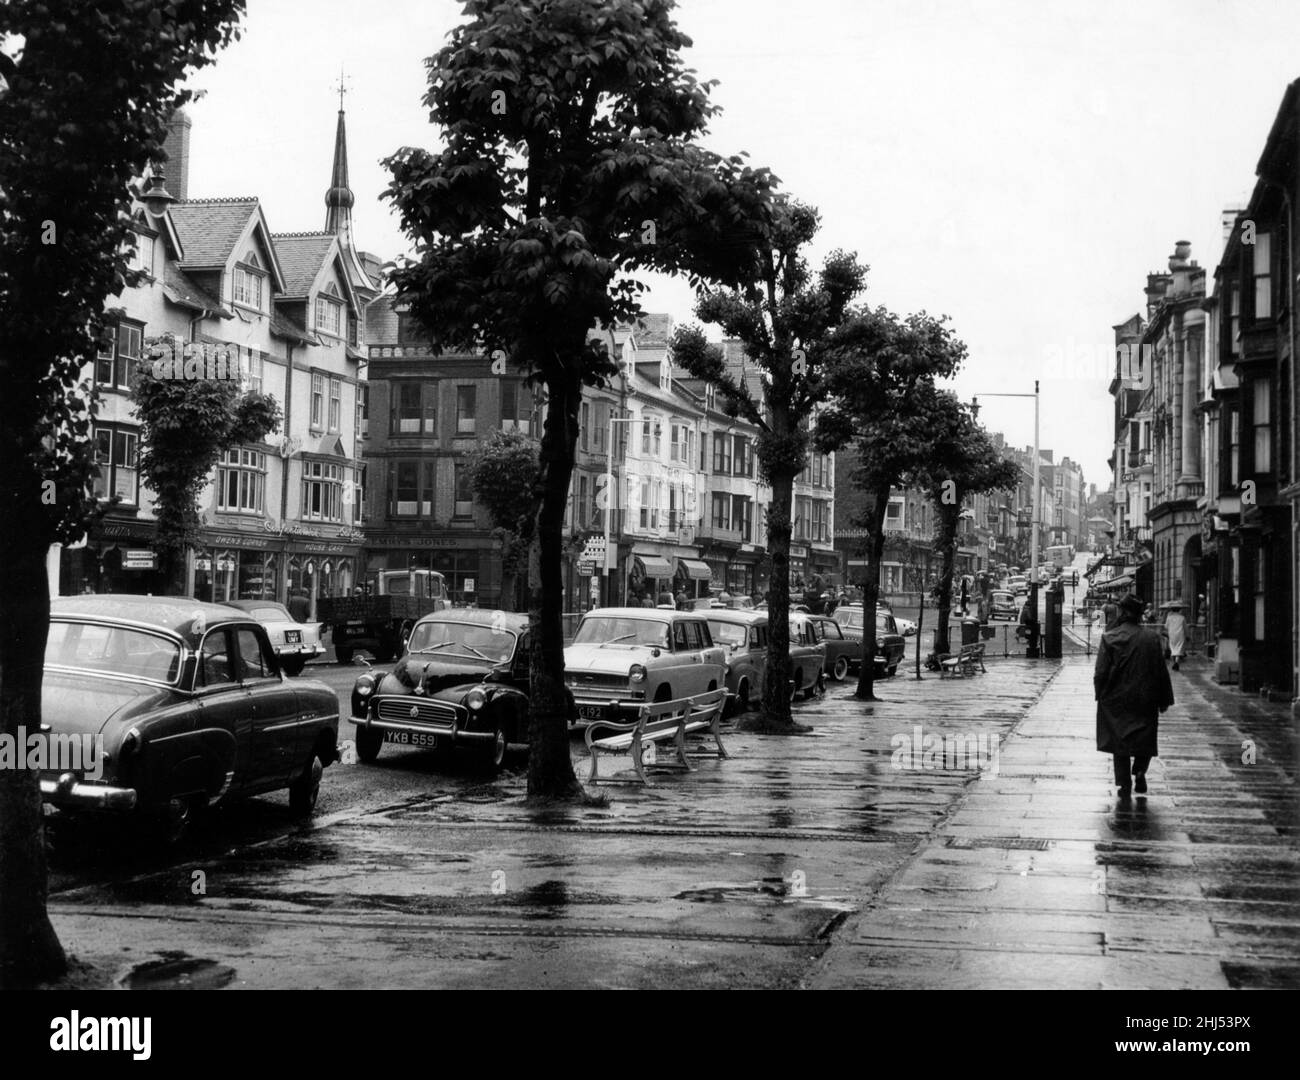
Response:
854,485,890,700
746,467,801,732
933,505,959,654
0,531,67,987
524,374,582,801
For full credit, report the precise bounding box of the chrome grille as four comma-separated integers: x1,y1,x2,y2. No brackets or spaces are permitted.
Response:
376,697,458,730
565,672,630,690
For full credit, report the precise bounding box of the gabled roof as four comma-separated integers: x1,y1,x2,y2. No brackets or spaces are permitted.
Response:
272,232,337,299
168,198,286,292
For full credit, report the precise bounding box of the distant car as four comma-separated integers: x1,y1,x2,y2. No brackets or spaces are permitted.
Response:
223,599,325,676
349,610,531,771
829,603,906,677
894,616,918,636
990,590,1018,620
41,595,339,843
788,612,828,700
806,614,859,681
564,607,726,725
1007,575,1028,596
706,609,767,714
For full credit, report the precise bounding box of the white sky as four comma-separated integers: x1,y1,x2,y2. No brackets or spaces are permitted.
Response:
180,0,1300,488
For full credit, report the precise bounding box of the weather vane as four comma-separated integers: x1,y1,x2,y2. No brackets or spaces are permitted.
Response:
332,66,350,110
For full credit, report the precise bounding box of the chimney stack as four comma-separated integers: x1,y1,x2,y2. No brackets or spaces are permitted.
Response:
162,108,191,202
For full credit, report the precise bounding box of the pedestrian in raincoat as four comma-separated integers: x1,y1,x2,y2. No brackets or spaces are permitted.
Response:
1095,593,1174,799
1164,603,1187,671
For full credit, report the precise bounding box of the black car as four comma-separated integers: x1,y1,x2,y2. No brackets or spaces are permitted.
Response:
349,610,531,771
41,595,340,843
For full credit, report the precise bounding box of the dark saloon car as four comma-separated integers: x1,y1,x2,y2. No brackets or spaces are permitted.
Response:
806,614,860,681
829,603,906,677
41,595,340,842
349,610,530,771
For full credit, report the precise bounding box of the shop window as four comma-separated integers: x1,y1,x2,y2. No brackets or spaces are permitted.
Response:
216,448,266,514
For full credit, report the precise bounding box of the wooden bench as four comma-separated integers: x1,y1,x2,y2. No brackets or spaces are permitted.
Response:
584,689,729,785
936,642,986,677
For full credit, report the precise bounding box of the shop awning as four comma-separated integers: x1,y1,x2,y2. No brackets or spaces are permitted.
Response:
634,554,674,579
1094,573,1134,591
677,558,712,581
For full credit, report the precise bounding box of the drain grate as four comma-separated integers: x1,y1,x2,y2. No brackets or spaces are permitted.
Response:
999,773,1067,780
945,836,1053,850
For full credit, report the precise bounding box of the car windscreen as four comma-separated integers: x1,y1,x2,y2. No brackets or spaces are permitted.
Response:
708,620,747,647
572,616,669,647
407,620,517,662
833,608,863,629
46,621,182,683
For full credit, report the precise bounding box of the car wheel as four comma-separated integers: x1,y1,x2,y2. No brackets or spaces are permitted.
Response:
654,685,672,703
733,678,749,716
153,795,201,847
805,671,825,700
289,753,323,816
887,664,899,678
355,726,383,764
832,655,849,682
335,646,354,665
485,725,509,772
281,656,306,677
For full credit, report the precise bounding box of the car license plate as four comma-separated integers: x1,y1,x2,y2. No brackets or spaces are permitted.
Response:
578,705,605,720
284,630,301,643
383,730,437,748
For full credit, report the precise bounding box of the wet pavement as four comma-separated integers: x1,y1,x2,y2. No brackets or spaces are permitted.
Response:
45,652,1299,989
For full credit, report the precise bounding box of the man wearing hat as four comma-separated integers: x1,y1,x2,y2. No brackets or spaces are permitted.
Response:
1094,593,1174,799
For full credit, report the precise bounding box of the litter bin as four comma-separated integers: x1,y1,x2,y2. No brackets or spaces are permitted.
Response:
1042,586,1063,658
960,616,981,646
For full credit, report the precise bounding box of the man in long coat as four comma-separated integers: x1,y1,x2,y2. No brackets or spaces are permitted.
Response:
1094,593,1174,798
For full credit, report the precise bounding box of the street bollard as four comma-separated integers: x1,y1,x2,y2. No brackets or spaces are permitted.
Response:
1002,624,1009,657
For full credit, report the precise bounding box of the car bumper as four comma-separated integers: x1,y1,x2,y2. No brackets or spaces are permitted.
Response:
277,643,326,658
348,714,495,745
40,773,138,811
568,698,642,726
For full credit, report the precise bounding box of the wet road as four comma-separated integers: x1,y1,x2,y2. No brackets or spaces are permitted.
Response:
45,650,1300,989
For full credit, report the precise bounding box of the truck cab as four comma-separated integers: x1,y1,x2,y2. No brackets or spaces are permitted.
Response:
371,569,448,602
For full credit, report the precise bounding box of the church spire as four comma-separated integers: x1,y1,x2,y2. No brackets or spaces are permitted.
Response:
324,103,354,237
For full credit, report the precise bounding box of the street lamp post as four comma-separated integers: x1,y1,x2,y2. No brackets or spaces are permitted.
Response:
971,381,1042,657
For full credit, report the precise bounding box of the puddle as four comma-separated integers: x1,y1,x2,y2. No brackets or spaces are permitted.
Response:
119,952,236,990
675,879,855,911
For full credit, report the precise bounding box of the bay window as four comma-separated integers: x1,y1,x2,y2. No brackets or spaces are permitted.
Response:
216,448,266,514
302,460,344,522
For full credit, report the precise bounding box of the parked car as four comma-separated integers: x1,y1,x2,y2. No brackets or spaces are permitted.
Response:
894,616,918,636
829,603,906,677
788,612,828,700
989,589,1019,620
1007,575,1029,596
223,599,325,676
705,609,768,714
40,595,339,843
806,614,859,681
564,607,726,725
349,610,530,771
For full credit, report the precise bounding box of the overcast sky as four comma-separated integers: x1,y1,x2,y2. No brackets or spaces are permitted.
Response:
180,0,1299,488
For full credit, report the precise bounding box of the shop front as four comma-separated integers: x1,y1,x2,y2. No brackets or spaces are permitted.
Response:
627,549,675,606
66,517,166,596
365,531,502,609
675,557,713,601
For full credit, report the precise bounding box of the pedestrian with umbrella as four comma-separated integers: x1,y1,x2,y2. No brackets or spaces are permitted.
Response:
1162,600,1187,671
1094,593,1174,800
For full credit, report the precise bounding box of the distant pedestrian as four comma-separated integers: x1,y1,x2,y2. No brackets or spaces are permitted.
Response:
1164,603,1186,671
675,588,688,610
640,594,654,608
1095,594,1174,800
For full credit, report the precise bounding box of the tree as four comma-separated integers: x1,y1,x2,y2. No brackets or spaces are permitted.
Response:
132,336,281,594
466,427,541,611
382,0,776,799
817,308,966,700
671,203,867,732
0,0,245,988
912,394,1020,654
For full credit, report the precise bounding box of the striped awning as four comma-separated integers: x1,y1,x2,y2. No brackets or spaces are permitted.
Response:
1094,573,1134,591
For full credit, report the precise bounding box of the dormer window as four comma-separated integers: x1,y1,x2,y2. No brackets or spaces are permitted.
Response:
315,282,343,337
233,251,265,311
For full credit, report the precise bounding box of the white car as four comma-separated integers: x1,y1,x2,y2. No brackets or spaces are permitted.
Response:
563,607,727,726
224,600,325,676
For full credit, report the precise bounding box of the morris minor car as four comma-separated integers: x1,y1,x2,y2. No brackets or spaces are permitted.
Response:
349,610,530,772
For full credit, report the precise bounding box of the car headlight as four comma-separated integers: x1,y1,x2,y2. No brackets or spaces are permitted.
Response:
629,664,647,683
466,686,487,711
355,674,375,697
